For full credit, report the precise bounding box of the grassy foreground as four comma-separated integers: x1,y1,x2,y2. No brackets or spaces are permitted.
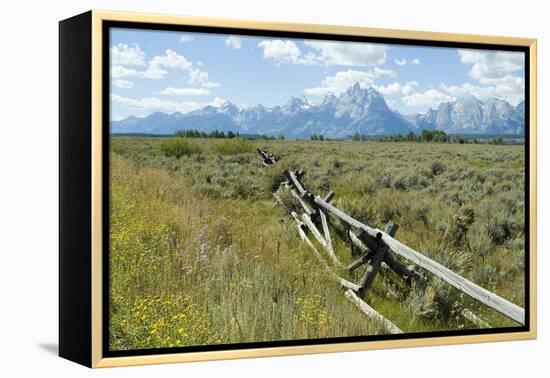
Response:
109,137,525,351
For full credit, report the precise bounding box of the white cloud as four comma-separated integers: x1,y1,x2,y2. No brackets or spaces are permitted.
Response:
113,79,134,89
110,49,221,89
188,69,221,88
179,35,194,43
258,40,305,65
403,89,455,107
374,81,418,96
458,49,523,84
110,43,145,66
373,67,395,76
201,81,221,88
304,40,387,66
440,77,524,105
158,87,210,96
148,50,220,87
111,93,226,114
140,66,167,79
148,49,193,72
111,49,191,79
386,99,397,107
396,51,524,109
304,69,394,97
406,50,524,106
411,58,420,65
225,36,242,49
209,97,227,108
188,69,208,85
394,58,406,66
258,39,387,67
111,65,140,79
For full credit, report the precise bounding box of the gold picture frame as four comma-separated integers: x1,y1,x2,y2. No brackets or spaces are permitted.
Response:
59,9,537,368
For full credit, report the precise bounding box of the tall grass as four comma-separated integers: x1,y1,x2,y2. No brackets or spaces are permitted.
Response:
109,153,384,351
211,138,254,155
160,137,202,158
109,137,525,350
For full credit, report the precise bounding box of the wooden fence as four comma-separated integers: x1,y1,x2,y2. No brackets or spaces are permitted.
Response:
261,149,525,334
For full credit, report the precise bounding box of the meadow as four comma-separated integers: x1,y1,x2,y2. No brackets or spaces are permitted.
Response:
109,136,525,351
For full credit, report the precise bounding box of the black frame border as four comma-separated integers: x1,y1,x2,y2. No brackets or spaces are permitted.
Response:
101,20,531,359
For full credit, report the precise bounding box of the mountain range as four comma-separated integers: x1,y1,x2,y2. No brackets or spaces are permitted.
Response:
111,83,525,138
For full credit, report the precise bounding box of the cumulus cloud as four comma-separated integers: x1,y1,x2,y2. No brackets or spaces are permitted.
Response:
111,93,226,114
458,49,523,83
110,49,221,89
374,81,418,96
188,69,221,88
258,39,387,67
113,79,134,89
440,77,524,105
111,49,190,79
395,50,524,109
258,40,306,65
200,81,222,88
431,50,526,105
403,89,455,107
148,49,193,71
225,36,242,49
110,43,145,66
411,58,420,64
394,58,406,66
111,65,140,79
304,40,387,66
158,87,210,96
304,68,394,97
139,66,167,79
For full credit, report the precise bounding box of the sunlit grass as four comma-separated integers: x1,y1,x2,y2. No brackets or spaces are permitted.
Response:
109,137,525,350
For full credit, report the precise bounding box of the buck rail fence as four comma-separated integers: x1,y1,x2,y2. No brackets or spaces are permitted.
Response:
259,149,525,334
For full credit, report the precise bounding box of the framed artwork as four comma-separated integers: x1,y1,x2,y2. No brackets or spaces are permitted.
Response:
59,10,537,368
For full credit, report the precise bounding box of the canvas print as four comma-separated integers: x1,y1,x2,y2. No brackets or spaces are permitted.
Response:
108,26,527,353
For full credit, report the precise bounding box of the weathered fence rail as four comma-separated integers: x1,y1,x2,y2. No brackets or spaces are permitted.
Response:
257,148,278,166
259,149,525,333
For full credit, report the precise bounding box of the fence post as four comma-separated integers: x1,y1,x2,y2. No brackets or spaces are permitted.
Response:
358,222,399,298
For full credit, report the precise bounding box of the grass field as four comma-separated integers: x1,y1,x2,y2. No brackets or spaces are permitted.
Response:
109,136,525,351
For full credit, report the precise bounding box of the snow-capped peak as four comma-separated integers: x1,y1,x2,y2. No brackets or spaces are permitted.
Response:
216,101,240,115
283,96,311,113
112,83,524,138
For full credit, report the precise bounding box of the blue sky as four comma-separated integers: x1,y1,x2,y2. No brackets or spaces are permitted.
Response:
110,27,525,121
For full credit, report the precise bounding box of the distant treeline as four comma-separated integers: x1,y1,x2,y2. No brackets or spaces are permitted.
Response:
310,134,326,141
175,129,239,139
350,130,517,145
174,129,285,140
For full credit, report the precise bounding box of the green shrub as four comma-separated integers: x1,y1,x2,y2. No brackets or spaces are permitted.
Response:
336,195,376,224
509,237,525,268
375,170,394,188
110,137,526,339
160,138,202,158
212,139,253,155
470,263,498,288
467,226,492,260
431,161,447,176
405,284,438,318
487,217,514,245
333,159,344,169
393,173,430,191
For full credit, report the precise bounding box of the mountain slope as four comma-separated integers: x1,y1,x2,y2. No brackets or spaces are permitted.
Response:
112,84,524,137
407,96,524,135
